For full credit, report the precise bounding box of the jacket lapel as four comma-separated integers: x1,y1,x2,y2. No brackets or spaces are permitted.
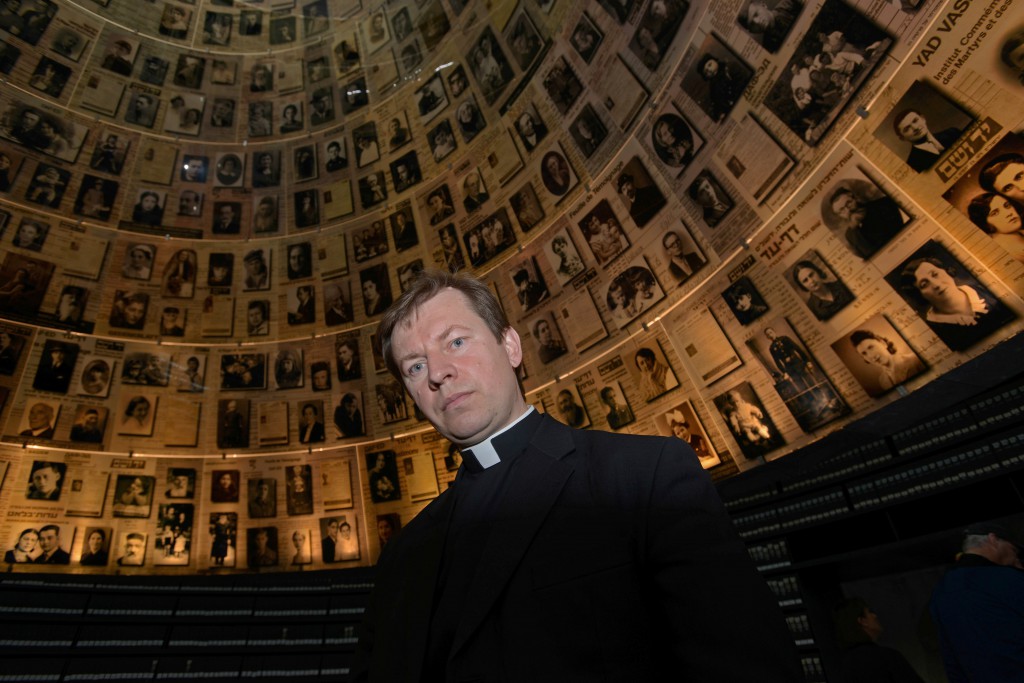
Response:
449,417,576,657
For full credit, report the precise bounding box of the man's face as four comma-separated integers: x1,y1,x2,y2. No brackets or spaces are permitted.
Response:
536,320,552,345
362,280,377,300
519,114,535,137
337,344,354,367
831,191,865,223
390,288,525,446
430,195,443,213
38,528,58,553
125,538,143,556
993,162,1024,203
258,483,269,498
32,465,58,491
896,112,929,142
328,145,339,160
141,194,157,211
702,58,719,79
124,301,145,325
245,258,261,277
18,223,39,243
21,111,39,129
696,179,716,206
313,370,329,389
289,248,305,272
162,310,178,326
327,521,338,538
557,392,574,414
663,233,682,256
746,1,773,31
220,205,235,222
248,306,264,328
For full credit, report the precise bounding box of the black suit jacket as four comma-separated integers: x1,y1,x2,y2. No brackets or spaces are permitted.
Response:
906,127,962,172
352,415,799,682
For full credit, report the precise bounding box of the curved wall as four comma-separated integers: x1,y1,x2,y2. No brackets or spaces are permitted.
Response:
0,0,1022,572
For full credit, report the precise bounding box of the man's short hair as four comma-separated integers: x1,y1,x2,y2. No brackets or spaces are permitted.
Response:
378,269,510,379
39,524,60,536
126,532,144,542
891,108,922,138
617,173,633,191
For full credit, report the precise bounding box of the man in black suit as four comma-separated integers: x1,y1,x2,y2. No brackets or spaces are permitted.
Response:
893,109,963,173
36,525,71,564
662,230,704,284
352,270,800,681
21,403,56,440
618,172,666,227
828,185,905,259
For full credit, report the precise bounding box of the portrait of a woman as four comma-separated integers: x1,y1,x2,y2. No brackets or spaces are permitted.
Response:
790,258,854,321
967,192,1024,263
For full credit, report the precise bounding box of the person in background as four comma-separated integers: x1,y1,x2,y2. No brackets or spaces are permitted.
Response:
930,523,1024,682
832,597,925,683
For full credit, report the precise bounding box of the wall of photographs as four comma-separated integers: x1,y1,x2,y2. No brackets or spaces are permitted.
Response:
0,0,1022,573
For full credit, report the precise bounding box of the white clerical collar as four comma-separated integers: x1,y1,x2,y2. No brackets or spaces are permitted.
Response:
462,406,535,471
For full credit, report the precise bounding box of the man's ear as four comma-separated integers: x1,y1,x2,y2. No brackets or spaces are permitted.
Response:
503,326,523,368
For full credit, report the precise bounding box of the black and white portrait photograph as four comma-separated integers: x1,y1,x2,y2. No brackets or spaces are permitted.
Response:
172,54,205,89
32,340,78,395
19,403,60,441
514,104,549,153
542,56,583,115
363,9,390,54
108,291,150,330
390,151,422,192
570,13,604,63
617,156,667,228
358,171,388,210
210,470,240,504
29,56,71,98
12,217,49,251
208,512,237,568
455,95,486,143
270,13,297,45
627,0,688,70
680,33,753,124
397,259,424,293
787,250,855,322
376,379,409,425
353,220,389,263
463,208,516,268
544,228,587,285
124,91,158,129
51,26,87,61
116,394,157,437
540,147,578,198
334,390,365,438
246,527,279,568
217,398,250,449
503,6,544,72
429,119,457,162
626,341,679,401
414,73,448,122
551,382,590,429
220,354,267,391
510,257,550,312
68,405,107,443
164,93,205,136
578,199,629,266
531,313,568,365
569,104,608,158
247,478,277,518
0,329,26,376
360,263,393,317
469,27,515,105
273,348,305,389
390,204,419,252
649,106,702,171
438,223,465,272
713,381,784,459
294,188,320,227
660,222,705,286
340,78,368,115
884,240,1016,352
873,80,973,173
24,162,69,208
831,313,927,397
140,56,169,85
251,150,280,188
820,172,910,259
602,259,666,327
113,475,154,518
736,0,803,53
746,317,850,432
510,182,545,232
286,464,314,515
286,285,316,326
154,504,193,566
0,252,53,316
722,276,770,325
367,450,401,502
159,3,192,39
655,400,719,468
166,468,195,498
89,133,129,175
598,381,635,430
762,0,891,145
294,144,318,182
687,170,735,228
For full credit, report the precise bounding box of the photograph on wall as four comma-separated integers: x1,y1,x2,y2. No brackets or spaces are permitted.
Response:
659,222,705,288
375,378,409,425
510,256,550,312
11,216,49,251
468,26,514,105
655,399,720,468
601,258,666,328
680,33,753,124
320,515,360,562
543,228,586,285
529,312,569,365
624,339,679,401
0,329,25,377
273,348,305,390
88,133,129,175
873,80,974,174
736,0,803,53
551,380,591,429
298,400,326,444
713,381,784,459
0,252,54,316
247,478,277,518
74,176,118,221
8,523,71,564
247,526,279,568
210,470,240,503
0,147,24,191
366,449,401,503
122,352,171,387
687,169,734,229
627,0,687,70
941,132,1024,264
79,527,112,566
597,381,635,430
884,239,1016,352
322,458,354,509
0,100,87,162
503,5,544,73
761,0,891,146
616,156,667,229
173,353,206,393
23,163,69,209
154,503,193,566
786,250,855,322
414,72,448,122
165,468,195,498
112,475,155,518
33,339,79,394
18,400,59,441
68,404,108,444
746,317,850,432
216,398,250,449
289,528,312,565
116,394,157,436
333,390,366,439
26,459,66,500
831,313,927,397
569,103,608,159
220,353,267,390
539,145,578,200
114,531,146,566
578,199,629,266
819,167,910,259
722,276,770,325
463,208,517,268
209,512,237,567
285,464,314,515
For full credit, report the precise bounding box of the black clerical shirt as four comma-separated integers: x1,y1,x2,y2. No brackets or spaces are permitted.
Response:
423,408,540,678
